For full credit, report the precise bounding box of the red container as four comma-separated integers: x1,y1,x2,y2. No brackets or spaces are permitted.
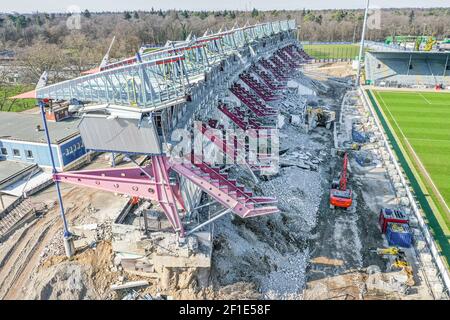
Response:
379,208,409,233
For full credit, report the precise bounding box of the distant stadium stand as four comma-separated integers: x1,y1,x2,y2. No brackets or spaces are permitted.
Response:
365,51,450,88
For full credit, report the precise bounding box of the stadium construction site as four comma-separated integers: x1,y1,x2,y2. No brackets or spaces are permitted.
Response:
0,19,450,300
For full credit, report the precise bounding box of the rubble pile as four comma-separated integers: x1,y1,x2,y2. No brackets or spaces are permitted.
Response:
212,75,330,299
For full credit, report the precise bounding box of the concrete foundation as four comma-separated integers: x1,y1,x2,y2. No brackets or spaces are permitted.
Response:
111,221,212,290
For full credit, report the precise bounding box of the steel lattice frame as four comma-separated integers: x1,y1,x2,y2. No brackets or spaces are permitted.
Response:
36,19,298,237
36,20,297,110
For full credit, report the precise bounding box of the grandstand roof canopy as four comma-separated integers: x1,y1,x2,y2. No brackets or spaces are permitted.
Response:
368,51,450,61
365,51,450,87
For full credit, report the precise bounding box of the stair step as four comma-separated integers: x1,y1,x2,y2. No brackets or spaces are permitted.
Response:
210,180,220,187
198,173,210,178
228,191,238,198
252,197,278,204
244,202,255,210
246,206,280,217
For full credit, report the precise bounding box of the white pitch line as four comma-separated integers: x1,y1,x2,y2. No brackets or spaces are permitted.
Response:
417,92,432,105
376,92,450,215
409,138,450,143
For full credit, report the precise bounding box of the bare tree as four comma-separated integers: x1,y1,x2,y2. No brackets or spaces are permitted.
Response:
16,40,66,83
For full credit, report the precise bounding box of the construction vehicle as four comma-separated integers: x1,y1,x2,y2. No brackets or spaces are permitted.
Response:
392,258,415,287
424,37,437,52
385,35,436,51
306,107,336,131
329,152,352,209
372,246,405,257
371,246,415,287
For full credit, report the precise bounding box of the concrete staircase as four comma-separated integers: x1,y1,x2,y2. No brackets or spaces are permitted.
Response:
259,58,288,82
197,122,277,170
249,64,285,91
0,199,34,238
239,72,278,101
229,84,278,117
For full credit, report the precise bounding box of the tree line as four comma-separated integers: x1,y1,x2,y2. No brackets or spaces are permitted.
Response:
0,8,449,84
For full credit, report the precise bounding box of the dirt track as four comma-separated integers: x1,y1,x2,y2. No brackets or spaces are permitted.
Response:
0,182,127,300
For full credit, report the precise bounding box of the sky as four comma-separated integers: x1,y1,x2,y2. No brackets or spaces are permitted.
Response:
2,0,450,13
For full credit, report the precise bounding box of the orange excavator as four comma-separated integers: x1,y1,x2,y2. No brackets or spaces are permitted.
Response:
330,152,353,209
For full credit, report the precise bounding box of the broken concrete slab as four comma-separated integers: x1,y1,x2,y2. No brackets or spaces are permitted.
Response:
74,238,96,251
110,280,149,291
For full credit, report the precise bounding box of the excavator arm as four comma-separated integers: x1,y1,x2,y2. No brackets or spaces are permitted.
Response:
339,153,348,191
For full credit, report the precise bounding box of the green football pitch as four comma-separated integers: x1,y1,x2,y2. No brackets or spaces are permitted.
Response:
372,90,450,265
302,44,363,60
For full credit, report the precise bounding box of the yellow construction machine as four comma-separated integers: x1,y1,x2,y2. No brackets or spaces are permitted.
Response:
306,107,336,131
392,258,415,287
372,247,415,287
424,37,437,52
374,247,404,256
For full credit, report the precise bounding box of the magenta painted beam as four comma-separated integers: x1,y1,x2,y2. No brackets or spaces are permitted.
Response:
63,166,155,179
54,171,161,201
151,155,185,236
54,162,186,235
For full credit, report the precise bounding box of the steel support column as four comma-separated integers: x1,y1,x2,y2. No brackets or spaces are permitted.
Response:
39,102,74,258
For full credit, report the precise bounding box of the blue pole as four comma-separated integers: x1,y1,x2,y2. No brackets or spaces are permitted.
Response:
39,101,71,238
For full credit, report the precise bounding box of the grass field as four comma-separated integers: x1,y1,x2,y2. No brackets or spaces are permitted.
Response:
0,85,36,112
372,90,450,265
303,44,363,60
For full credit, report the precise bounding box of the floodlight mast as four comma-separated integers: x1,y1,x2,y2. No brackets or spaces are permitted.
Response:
356,0,370,87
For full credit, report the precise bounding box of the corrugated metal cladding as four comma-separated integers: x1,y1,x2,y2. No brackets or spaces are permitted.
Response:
79,116,162,155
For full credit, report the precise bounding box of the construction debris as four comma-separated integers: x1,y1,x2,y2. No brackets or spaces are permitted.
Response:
0,17,447,302
110,280,149,291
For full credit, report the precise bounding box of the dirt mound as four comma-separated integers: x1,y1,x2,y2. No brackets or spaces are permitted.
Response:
30,264,96,300
27,241,119,300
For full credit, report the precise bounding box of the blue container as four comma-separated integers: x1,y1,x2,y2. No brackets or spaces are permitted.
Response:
386,223,413,248
352,129,367,143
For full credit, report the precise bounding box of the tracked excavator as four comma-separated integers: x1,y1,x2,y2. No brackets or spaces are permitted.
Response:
330,152,353,209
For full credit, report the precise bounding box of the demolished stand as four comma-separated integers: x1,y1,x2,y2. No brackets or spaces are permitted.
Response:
36,20,313,288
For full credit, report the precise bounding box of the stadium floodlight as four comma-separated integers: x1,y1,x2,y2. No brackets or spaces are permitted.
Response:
356,0,370,86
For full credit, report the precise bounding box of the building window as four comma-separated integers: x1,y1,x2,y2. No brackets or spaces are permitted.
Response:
25,150,34,159
13,149,20,157
0,147,7,156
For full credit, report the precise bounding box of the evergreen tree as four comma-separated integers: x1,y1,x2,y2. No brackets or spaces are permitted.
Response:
83,9,91,18
251,8,259,18
408,10,415,24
